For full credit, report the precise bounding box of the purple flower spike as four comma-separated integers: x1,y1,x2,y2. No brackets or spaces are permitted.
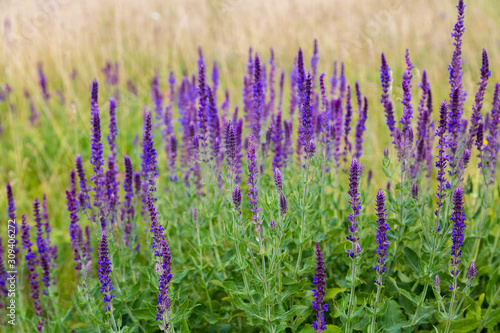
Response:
466,262,477,285
400,49,414,155
411,181,419,199
467,49,491,150
354,96,368,158
123,155,135,246
141,112,158,196
38,63,50,101
21,215,45,331
435,101,448,218
0,238,7,297
197,63,209,158
450,187,466,284
448,0,466,113
225,121,238,184
272,111,284,169
344,85,353,161
33,198,50,291
274,167,283,193
380,53,395,132
6,183,18,259
90,79,104,215
66,179,83,270
434,274,441,293
375,189,390,285
484,83,500,183
346,157,363,257
279,192,287,216
252,54,264,144
233,185,242,214
169,134,178,181
7,183,16,221
247,138,262,235
301,73,314,159
42,195,57,269
108,98,118,159
448,88,461,177
311,243,328,333
156,238,173,326
151,71,163,122
97,232,114,311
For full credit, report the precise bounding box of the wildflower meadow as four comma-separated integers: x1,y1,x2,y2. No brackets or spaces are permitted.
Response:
1,0,500,332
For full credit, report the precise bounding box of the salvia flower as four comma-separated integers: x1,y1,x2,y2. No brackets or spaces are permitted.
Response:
450,187,466,288
38,62,50,100
411,181,419,199
252,54,264,144
148,194,165,258
380,53,395,132
272,111,284,169
156,238,173,326
448,88,462,179
33,198,50,291
66,183,83,270
108,98,118,159
247,138,262,235
90,79,104,213
400,49,414,155
301,74,315,159
374,189,390,285
197,63,209,158
141,112,158,197
279,192,288,216
347,157,363,257
448,0,466,114
6,183,18,259
21,215,44,331
435,101,449,218
466,261,477,285
75,154,90,210
0,238,7,297
169,134,178,181
344,86,353,160
123,155,135,247
274,167,283,193
311,243,328,332
354,96,368,158
151,71,163,122
97,232,114,311
225,122,237,178
467,49,490,150
434,274,441,293
233,185,242,214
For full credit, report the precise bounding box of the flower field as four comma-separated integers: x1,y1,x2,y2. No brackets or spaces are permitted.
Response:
1,0,500,332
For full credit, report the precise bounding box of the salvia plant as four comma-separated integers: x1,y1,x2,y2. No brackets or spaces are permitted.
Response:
1,1,500,332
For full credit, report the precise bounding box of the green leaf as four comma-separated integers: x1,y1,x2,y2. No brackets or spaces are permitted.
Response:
403,247,420,274
324,287,347,300
449,318,479,332
379,300,408,332
181,318,190,333
389,277,416,305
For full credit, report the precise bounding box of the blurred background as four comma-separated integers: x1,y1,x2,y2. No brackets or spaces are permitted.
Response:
0,0,499,296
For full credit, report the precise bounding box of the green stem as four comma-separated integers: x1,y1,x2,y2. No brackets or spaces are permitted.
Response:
370,284,382,333
345,261,358,333
295,162,311,277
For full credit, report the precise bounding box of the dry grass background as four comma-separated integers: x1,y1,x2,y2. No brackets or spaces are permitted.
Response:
0,0,499,298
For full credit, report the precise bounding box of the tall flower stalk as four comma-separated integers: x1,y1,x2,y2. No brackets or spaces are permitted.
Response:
371,189,389,332
345,157,363,332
